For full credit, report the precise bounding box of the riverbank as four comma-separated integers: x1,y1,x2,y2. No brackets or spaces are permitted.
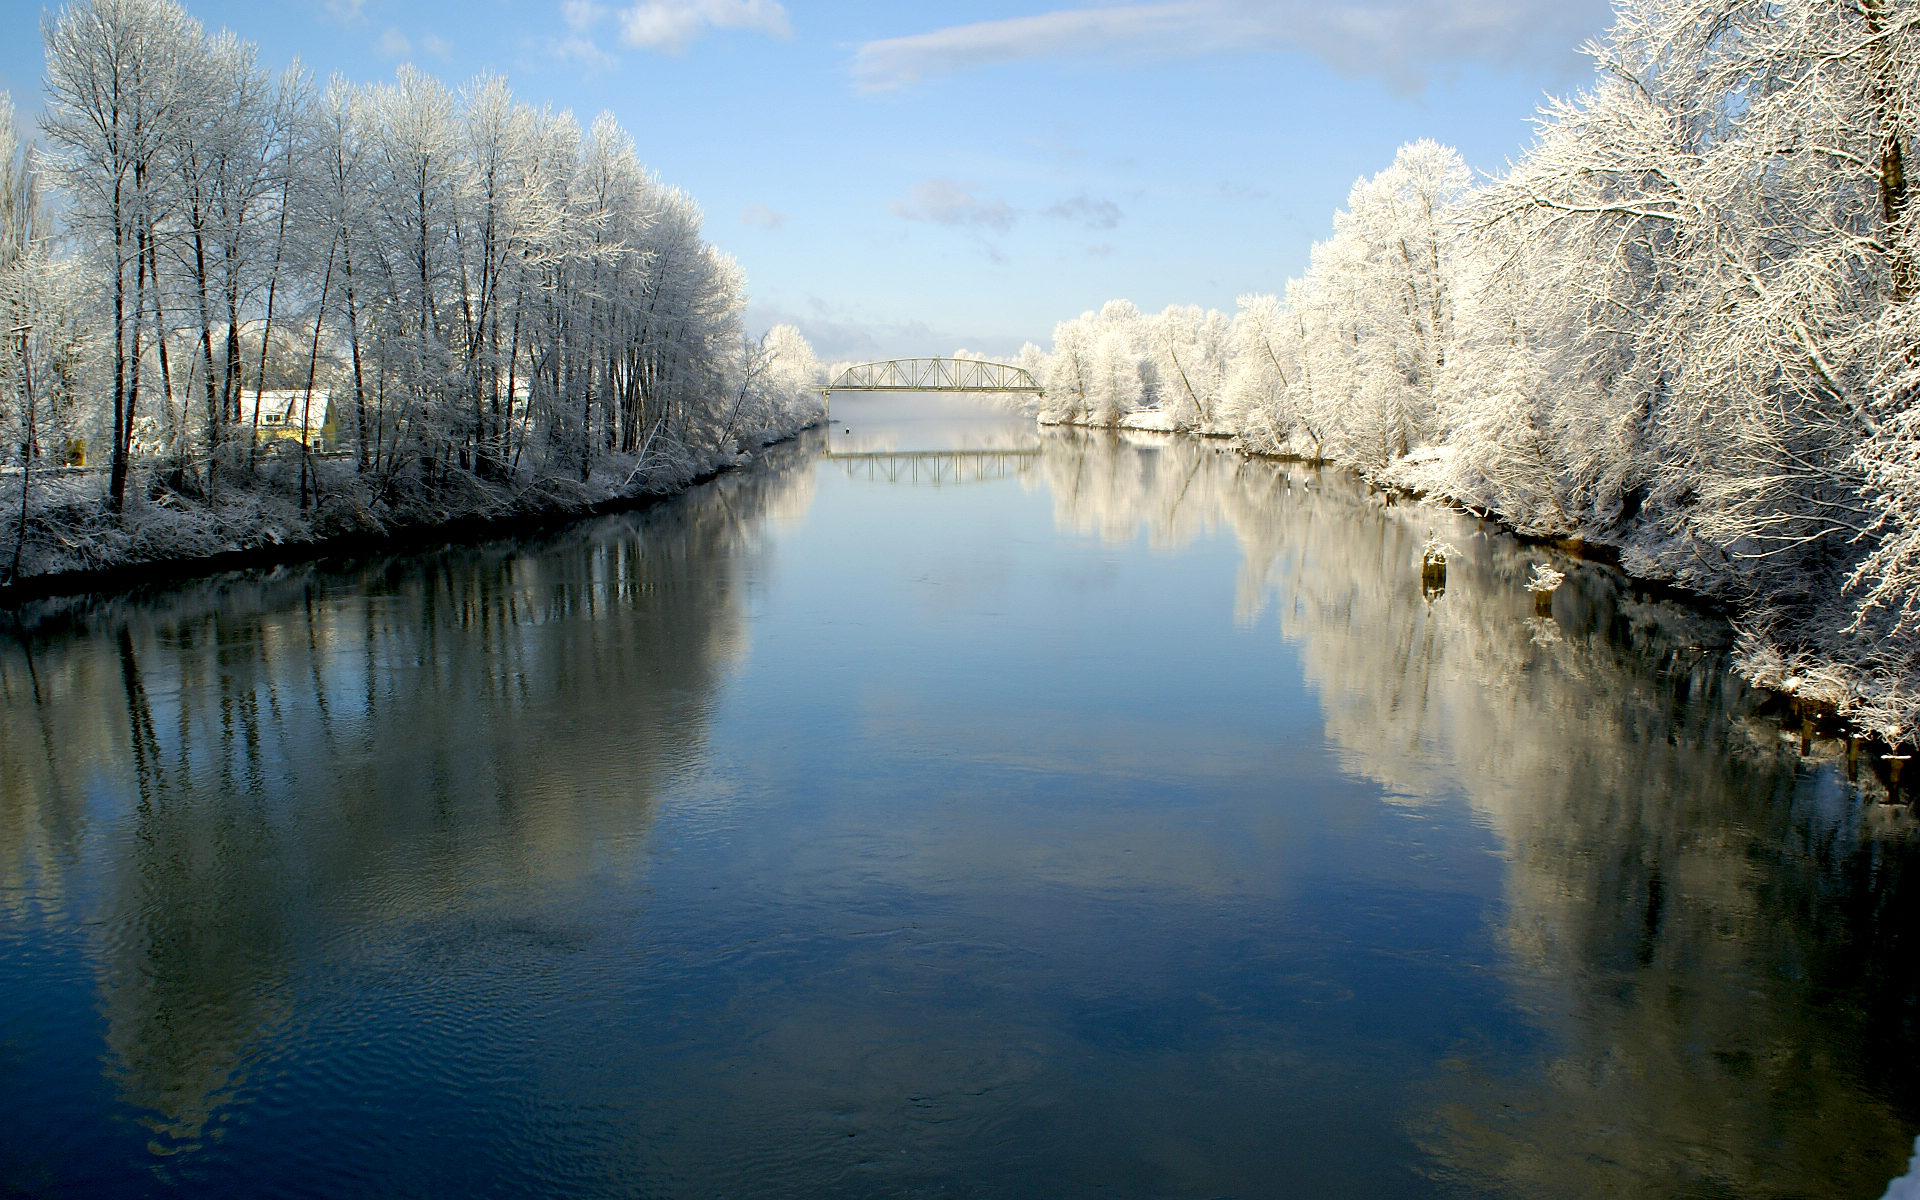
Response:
1381,454,1914,778
1040,409,1916,779
0,423,818,616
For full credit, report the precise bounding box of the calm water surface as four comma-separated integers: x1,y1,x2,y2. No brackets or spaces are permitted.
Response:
3,395,1918,1198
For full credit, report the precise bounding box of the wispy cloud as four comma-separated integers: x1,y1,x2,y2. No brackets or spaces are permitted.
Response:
619,0,792,53
745,296,1024,363
549,3,621,68
1218,179,1273,202
855,4,1199,90
377,27,411,58
890,178,1017,234
320,0,366,22
554,35,620,69
550,0,791,67
552,0,791,67
1045,193,1122,230
852,0,1608,92
741,202,787,230
421,33,452,59
562,0,609,30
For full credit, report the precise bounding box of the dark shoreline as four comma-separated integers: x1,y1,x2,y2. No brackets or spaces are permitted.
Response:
0,427,813,616
1062,421,1905,791
1248,449,1911,795
1147,428,1908,791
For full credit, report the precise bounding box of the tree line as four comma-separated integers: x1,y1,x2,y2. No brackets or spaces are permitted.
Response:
0,0,822,535
1031,0,1920,743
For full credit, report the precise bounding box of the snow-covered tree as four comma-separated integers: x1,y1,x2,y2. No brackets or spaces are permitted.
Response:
1034,1,1920,736
1147,304,1231,431
43,0,206,508
25,0,816,537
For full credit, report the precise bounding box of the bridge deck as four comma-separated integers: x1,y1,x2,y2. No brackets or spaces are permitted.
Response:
822,357,1041,394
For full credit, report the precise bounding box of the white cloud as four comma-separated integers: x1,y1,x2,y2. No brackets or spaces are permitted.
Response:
855,3,1199,90
549,0,788,69
851,0,1609,92
377,26,411,58
741,203,788,230
321,0,366,22
619,0,792,54
421,34,452,58
563,0,610,31
1044,193,1122,230
890,179,1016,234
555,34,620,70
547,3,619,70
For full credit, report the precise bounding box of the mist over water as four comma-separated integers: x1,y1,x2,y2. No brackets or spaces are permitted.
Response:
2,395,1916,1198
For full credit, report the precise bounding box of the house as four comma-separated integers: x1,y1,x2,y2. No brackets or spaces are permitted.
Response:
249,390,330,443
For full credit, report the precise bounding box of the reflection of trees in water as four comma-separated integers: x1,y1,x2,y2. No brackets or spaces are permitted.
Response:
1041,429,1241,549
1040,427,1920,1197
0,446,812,1153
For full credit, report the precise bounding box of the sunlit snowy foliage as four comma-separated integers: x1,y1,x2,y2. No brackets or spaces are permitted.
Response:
1031,1,1920,741
1,0,822,584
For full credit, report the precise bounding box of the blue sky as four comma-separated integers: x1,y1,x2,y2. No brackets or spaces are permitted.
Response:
0,0,1616,362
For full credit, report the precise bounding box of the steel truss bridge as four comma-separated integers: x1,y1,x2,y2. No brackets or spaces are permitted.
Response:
824,448,1041,486
821,358,1042,397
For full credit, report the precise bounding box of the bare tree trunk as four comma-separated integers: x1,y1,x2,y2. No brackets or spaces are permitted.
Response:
1866,0,1912,300
147,234,184,495
118,210,150,513
109,201,130,512
300,239,337,510
8,328,34,585
251,173,293,472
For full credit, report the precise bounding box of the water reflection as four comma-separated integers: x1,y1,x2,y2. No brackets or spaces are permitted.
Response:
1036,426,1920,1197
2,417,1917,1198
821,393,1044,486
824,448,1042,487
824,390,1038,455
0,445,815,1178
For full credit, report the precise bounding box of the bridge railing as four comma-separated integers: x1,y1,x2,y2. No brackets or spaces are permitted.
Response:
823,358,1041,394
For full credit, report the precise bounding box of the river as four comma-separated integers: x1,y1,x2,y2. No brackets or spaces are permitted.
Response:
2,394,1916,1198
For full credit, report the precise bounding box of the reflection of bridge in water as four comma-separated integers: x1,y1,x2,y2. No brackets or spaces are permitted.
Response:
824,448,1042,486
